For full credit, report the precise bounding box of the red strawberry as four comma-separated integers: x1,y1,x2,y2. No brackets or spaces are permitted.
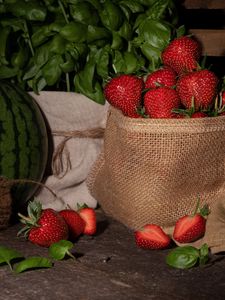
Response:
191,112,208,118
59,209,85,240
173,199,209,244
145,67,177,89
18,201,68,247
104,74,144,117
78,205,96,235
144,87,181,118
161,36,202,74
176,70,219,110
135,224,171,250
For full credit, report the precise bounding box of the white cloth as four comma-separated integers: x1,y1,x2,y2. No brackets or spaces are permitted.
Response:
30,91,109,211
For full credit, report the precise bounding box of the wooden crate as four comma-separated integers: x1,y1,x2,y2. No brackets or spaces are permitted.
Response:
179,0,225,76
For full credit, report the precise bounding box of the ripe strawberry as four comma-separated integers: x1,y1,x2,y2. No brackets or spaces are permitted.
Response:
176,70,219,110
78,204,96,235
144,87,181,118
18,201,68,247
191,112,208,118
145,67,177,89
134,224,171,250
104,74,144,117
161,36,202,74
59,209,85,240
173,199,209,244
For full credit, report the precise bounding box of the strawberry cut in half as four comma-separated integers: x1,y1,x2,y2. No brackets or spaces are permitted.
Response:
78,204,97,236
59,209,85,241
173,197,210,244
134,224,171,250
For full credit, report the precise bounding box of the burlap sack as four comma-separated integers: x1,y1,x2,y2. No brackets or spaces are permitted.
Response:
87,106,225,230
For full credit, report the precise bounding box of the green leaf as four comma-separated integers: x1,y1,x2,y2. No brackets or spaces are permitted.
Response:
42,55,63,86
199,244,209,266
119,0,144,14
0,65,18,79
166,246,199,269
49,240,75,261
0,246,23,271
137,19,171,50
14,257,52,273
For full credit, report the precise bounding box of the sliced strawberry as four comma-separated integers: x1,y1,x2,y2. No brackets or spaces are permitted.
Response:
78,205,96,236
173,199,209,243
134,224,171,250
59,209,85,240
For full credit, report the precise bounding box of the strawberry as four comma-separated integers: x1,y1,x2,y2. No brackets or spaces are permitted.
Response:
145,67,177,89
59,209,85,240
104,74,144,117
176,70,219,110
134,224,171,250
191,112,208,118
144,87,181,118
78,204,96,235
18,201,68,247
161,36,202,74
173,198,209,244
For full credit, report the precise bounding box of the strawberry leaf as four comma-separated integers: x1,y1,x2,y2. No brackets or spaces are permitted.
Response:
0,245,24,271
166,246,199,269
14,256,52,273
48,240,75,260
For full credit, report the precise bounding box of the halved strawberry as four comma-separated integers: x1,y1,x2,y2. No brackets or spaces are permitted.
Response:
78,204,97,235
59,209,85,240
173,198,209,244
134,224,171,250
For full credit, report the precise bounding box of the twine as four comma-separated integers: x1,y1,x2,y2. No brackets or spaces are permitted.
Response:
0,176,57,198
52,127,105,178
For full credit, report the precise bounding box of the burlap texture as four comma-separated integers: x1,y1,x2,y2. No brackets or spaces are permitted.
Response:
87,106,225,230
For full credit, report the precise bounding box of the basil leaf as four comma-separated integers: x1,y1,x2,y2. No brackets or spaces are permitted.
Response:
99,0,124,31
59,22,87,43
49,240,75,261
42,54,63,86
96,45,110,79
119,0,144,14
199,244,209,266
166,246,199,269
137,19,171,50
15,257,52,273
0,65,18,79
146,0,169,19
70,2,99,25
0,246,23,271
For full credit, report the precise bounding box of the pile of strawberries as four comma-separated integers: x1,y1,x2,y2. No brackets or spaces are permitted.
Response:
104,35,225,119
135,199,209,250
18,201,96,247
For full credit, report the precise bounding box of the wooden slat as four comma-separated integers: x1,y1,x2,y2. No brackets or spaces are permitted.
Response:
183,0,225,9
189,29,225,56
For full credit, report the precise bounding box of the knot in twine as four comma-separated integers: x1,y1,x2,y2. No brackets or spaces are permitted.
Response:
52,127,105,178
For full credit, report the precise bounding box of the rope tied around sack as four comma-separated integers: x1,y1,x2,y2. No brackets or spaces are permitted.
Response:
52,127,105,178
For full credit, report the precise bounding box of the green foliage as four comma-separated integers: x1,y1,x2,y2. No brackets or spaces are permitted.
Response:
0,0,182,103
166,244,209,269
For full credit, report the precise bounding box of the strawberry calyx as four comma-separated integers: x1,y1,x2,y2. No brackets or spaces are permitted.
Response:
191,196,210,218
17,200,43,237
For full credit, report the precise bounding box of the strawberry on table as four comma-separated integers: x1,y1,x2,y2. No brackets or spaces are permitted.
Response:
104,74,144,118
161,36,202,74
144,86,181,118
59,209,85,240
176,69,219,110
145,67,177,89
18,201,69,247
78,204,97,236
173,198,209,244
135,224,171,250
